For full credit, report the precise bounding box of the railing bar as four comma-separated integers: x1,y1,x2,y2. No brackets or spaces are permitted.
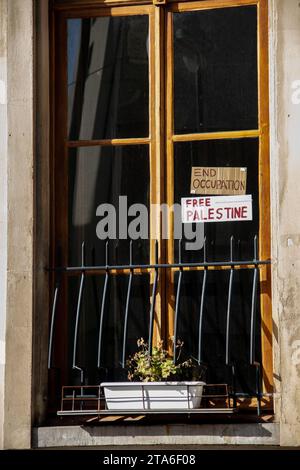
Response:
48,282,60,369
97,241,109,369
72,243,85,374
256,364,261,416
254,234,258,261
97,272,109,369
49,260,271,272
174,240,183,363
62,385,100,389
149,271,158,354
250,268,259,365
122,241,133,369
149,241,159,355
72,272,85,370
198,237,207,365
91,247,99,312
173,270,183,363
226,236,235,366
250,236,262,416
98,386,101,411
198,269,207,365
62,397,100,401
122,270,133,367
250,235,259,365
142,384,146,410
225,270,234,365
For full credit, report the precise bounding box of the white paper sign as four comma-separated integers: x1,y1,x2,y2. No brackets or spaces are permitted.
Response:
181,195,253,223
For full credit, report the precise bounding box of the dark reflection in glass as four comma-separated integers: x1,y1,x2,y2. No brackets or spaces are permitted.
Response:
174,6,258,134
174,139,259,263
68,16,149,140
68,145,150,266
68,274,150,385
175,269,261,393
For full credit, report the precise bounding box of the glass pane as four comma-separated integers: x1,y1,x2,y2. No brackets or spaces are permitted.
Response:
68,145,150,266
68,16,149,140
175,269,261,393
68,273,150,385
174,139,259,263
174,6,258,134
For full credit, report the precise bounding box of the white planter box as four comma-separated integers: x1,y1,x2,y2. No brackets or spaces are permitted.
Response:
101,381,205,411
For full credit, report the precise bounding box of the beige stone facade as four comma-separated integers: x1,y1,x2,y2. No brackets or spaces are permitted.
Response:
0,0,300,448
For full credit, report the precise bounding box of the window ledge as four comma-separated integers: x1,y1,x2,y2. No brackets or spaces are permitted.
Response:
33,422,279,448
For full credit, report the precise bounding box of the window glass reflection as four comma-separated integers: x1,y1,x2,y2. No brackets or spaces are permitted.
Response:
174,6,258,134
68,16,149,140
68,145,150,266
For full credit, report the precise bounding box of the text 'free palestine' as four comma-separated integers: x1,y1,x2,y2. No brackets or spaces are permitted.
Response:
181,195,253,223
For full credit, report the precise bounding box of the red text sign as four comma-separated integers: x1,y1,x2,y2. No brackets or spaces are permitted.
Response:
181,195,252,223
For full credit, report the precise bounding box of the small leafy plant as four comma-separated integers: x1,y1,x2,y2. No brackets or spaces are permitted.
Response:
126,338,193,382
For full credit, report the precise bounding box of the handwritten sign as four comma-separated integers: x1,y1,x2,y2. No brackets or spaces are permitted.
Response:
190,167,247,195
181,195,252,223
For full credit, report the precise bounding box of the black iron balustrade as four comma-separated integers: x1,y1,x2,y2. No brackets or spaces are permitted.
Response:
47,235,271,417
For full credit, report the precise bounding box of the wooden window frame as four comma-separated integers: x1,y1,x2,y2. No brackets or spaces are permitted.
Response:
51,0,272,405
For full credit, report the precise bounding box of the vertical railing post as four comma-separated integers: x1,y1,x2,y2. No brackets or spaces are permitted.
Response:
225,236,237,408
198,237,207,365
250,235,261,416
122,240,134,369
72,242,86,389
149,240,159,355
48,276,61,370
97,241,109,370
226,236,234,366
250,236,259,365
174,239,183,363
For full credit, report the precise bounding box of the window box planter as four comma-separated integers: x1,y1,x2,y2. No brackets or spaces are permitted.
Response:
101,381,206,411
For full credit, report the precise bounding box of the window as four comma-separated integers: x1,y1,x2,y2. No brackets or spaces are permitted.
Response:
50,0,272,414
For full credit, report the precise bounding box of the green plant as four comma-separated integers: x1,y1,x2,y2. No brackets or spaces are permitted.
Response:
126,338,193,382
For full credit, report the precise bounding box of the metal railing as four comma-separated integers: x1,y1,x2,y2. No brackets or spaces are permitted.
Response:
58,383,235,416
48,235,271,416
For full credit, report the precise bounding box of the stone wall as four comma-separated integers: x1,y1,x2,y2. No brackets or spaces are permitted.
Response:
1,0,34,449
271,0,300,446
0,0,8,450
